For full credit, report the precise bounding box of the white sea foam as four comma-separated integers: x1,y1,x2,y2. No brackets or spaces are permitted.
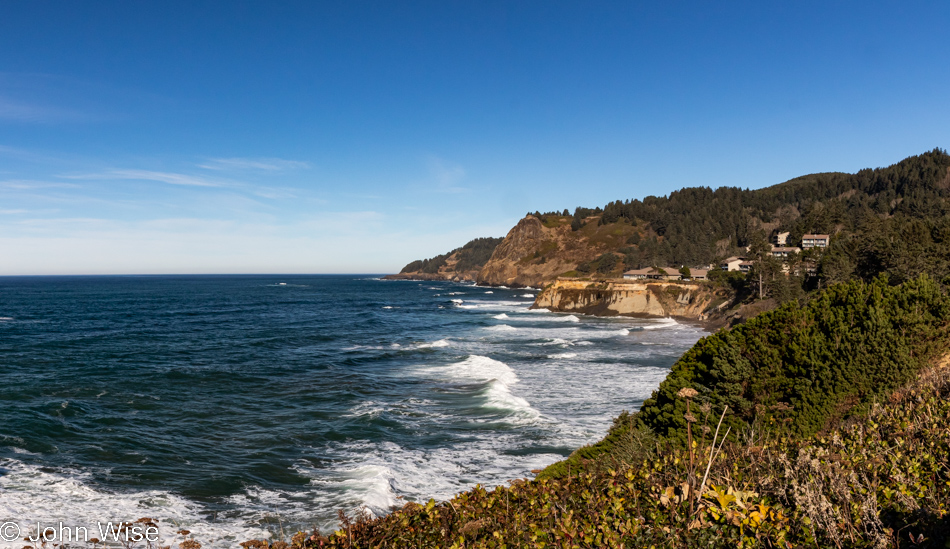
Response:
520,294,535,298
419,339,451,349
0,459,274,549
481,380,541,423
548,352,578,359
426,356,541,424
0,317,12,321
616,328,631,336
382,306,393,309
530,337,573,346
521,314,579,323
302,439,559,524
492,313,509,320
440,355,520,386
639,318,678,330
485,324,517,332
484,291,493,294
450,299,464,304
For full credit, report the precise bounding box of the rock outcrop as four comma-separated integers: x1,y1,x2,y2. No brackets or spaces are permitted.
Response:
532,278,729,320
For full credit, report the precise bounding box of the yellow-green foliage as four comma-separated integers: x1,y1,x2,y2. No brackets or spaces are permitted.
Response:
243,362,950,548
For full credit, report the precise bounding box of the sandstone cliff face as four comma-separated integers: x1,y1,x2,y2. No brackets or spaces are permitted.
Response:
532,279,727,320
476,215,637,287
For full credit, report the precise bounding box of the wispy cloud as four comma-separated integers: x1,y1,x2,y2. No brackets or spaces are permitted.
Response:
63,169,226,188
0,209,28,214
0,96,88,123
198,157,310,172
427,156,469,193
0,179,81,190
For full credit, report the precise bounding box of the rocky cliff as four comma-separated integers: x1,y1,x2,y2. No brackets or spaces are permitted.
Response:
532,278,730,320
476,214,638,287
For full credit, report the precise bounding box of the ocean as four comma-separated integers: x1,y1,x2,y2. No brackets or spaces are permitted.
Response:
0,275,705,547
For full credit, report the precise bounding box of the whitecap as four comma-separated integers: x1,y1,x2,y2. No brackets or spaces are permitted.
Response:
336,464,400,516
639,318,678,330
382,306,393,309
450,299,464,304
528,314,579,323
548,352,578,359
418,339,451,349
484,291,494,294
485,324,517,332
424,356,542,424
480,380,541,423
0,458,274,549
530,338,573,346
437,355,519,386
493,313,509,320
520,294,535,298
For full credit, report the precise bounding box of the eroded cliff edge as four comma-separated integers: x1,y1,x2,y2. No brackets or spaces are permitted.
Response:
531,278,730,321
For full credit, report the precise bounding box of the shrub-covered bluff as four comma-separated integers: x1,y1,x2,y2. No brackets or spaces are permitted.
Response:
239,275,950,548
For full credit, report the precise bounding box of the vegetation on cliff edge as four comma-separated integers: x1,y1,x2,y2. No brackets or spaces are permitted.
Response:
237,275,950,548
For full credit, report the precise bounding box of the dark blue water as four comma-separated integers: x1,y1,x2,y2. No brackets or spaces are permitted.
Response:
0,275,705,545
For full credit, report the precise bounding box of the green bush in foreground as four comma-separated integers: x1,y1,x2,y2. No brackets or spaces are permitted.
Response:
243,360,950,548
639,274,950,445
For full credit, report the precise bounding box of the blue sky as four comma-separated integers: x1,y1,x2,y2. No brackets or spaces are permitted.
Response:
1,1,948,274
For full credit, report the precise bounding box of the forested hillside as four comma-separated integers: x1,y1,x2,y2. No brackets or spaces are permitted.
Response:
553,148,950,277
384,237,505,281
394,149,950,293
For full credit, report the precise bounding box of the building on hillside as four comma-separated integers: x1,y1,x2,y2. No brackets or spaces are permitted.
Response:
684,268,708,281
623,268,652,280
773,231,790,247
802,234,829,249
770,246,801,259
720,256,746,271
623,267,682,281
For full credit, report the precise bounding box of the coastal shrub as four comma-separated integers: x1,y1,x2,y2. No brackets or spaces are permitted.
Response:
219,276,950,549
234,359,950,548
638,274,950,444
